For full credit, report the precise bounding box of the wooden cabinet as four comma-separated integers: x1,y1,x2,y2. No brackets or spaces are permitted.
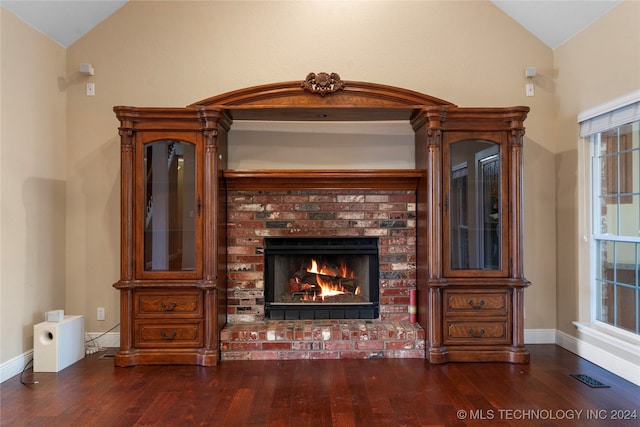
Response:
134,291,203,317
444,289,511,346
113,107,230,366
414,108,530,364
112,73,529,364
444,289,509,316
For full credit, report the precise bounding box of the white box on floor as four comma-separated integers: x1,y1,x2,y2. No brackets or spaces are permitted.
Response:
33,315,85,372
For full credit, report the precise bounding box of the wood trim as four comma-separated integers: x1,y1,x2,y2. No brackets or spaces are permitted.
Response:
187,78,457,122
223,169,422,191
190,79,456,108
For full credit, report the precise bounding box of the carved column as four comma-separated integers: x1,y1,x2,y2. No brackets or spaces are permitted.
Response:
199,107,231,358
116,125,134,355
118,128,134,282
509,127,526,280
509,121,529,354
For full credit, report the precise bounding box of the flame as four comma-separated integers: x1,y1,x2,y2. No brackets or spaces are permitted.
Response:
340,264,355,279
307,258,350,277
308,259,320,274
316,274,346,301
303,258,356,301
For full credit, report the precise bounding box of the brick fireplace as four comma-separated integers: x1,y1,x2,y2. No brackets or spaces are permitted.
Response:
220,173,425,360
263,236,380,320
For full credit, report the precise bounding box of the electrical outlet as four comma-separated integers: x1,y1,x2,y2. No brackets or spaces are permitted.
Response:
97,307,105,321
525,83,535,97
86,83,95,96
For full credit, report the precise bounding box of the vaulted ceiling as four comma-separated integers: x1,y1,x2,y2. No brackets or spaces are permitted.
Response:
1,0,622,50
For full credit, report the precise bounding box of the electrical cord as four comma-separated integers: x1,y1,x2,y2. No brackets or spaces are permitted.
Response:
20,358,39,386
84,323,120,344
85,323,120,354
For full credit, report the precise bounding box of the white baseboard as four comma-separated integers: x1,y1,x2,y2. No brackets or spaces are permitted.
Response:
85,332,120,349
524,328,556,344
0,350,33,383
556,328,640,387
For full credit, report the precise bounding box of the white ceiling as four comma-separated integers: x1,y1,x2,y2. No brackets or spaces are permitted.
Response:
1,0,623,49
2,0,128,48
492,0,622,48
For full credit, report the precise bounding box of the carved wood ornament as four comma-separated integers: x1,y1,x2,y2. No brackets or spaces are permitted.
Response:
301,72,345,96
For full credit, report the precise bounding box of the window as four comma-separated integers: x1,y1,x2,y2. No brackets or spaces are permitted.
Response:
581,94,640,335
592,122,640,334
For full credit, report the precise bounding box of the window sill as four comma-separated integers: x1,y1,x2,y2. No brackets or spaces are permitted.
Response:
573,321,640,363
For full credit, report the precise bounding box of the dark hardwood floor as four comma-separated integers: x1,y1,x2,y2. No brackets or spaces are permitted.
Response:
1,345,638,426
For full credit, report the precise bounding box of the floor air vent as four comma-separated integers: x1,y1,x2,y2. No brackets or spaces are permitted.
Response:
99,351,116,360
570,374,610,388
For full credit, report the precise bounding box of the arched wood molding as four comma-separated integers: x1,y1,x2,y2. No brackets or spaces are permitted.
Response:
191,76,455,108
188,73,459,122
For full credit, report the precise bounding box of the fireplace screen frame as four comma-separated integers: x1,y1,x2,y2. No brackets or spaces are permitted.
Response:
264,237,380,320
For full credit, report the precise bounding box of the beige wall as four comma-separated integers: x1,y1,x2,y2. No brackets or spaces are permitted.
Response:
1,9,67,363
227,122,416,169
65,0,556,334
554,0,640,336
3,0,569,365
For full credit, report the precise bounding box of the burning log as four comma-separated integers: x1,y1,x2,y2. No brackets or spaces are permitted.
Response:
288,270,359,294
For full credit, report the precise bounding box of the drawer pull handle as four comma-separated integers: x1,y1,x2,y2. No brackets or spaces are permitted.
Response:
160,331,177,340
468,328,485,338
160,302,177,311
468,300,485,309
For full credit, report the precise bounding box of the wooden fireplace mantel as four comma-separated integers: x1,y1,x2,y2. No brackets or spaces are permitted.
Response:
224,169,423,191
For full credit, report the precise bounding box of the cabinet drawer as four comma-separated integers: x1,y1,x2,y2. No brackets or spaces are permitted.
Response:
444,290,508,316
444,321,510,345
134,321,203,348
134,291,203,318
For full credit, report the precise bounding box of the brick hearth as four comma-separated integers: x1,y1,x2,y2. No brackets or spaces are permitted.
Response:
220,320,425,360
223,185,422,359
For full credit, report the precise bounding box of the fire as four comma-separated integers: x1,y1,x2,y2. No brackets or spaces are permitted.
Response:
308,259,321,274
307,258,354,278
304,258,358,301
316,274,346,301
340,263,355,279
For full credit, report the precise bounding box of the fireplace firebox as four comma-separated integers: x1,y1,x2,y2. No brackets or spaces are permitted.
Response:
264,237,379,320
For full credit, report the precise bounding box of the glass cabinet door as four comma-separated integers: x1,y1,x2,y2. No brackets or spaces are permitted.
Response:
445,139,507,276
139,139,199,276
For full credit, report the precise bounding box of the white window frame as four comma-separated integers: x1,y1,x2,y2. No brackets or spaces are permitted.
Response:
580,91,640,333
589,129,640,332
572,91,640,387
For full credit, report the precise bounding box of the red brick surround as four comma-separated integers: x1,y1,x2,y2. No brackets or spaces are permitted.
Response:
227,189,416,321
224,187,422,359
